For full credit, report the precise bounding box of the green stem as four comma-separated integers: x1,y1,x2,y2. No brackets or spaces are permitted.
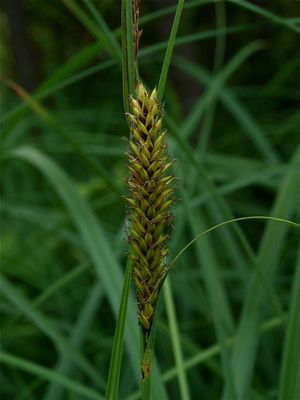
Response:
140,313,158,400
141,371,151,400
140,329,151,400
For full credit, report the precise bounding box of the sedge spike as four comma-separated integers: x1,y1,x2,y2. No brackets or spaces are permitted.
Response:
124,82,174,333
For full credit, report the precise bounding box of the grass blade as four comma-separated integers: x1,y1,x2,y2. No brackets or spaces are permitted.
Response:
61,0,119,61
278,246,300,400
167,114,257,269
228,0,300,34
105,258,132,400
162,315,286,386
84,0,121,62
174,57,279,162
3,79,120,194
121,0,135,111
181,190,236,397
1,25,251,138
163,278,191,400
180,40,263,141
229,143,300,399
157,0,184,101
142,25,251,59
170,216,300,268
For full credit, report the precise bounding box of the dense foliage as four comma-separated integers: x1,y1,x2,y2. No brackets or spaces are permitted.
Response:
1,1,300,399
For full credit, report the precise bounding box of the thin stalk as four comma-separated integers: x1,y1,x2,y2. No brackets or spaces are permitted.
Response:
163,278,191,400
140,315,157,400
121,0,134,112
140,330,151,400
105,258,132,400
170,216,300,268
157,0,185,101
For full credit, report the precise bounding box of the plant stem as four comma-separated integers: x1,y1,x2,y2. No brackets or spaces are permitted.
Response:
140,318,157,400
140,330,151,400
141,370,151,400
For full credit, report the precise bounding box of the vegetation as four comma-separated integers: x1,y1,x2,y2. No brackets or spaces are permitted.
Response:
1,1,300,399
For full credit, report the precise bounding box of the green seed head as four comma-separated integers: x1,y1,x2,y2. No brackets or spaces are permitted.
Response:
125,82,174,331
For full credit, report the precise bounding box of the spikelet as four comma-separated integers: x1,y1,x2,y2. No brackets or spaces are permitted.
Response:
124,82,174,332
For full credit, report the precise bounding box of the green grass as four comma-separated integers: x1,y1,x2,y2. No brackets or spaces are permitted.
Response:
1,0,300,399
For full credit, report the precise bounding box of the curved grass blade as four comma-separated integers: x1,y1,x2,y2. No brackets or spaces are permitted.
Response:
166,114,257,269
180,189,236,397
228,144,300,399
170,216,300,268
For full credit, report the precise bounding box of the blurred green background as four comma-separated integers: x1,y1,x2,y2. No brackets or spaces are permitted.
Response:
1,1,300,399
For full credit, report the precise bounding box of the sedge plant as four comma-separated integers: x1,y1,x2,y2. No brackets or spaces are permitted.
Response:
124,82,174,395
2,1,299,400
105,1,184,399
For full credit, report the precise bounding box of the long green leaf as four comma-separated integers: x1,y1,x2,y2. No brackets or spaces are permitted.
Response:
84,0,121,62
278,247,300,400
105,258,132,400
174,56,279,162
62,0,119,61
180,41,263,142
3,80,119,194
1,25,251,139
157,0,184,101
121,0,134,112
181,190,236,398
170,216,300,267
228,144,300,399
228,0,300,34
163,278,191,400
